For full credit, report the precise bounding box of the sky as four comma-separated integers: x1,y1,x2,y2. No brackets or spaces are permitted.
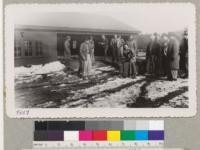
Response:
10,3,195,34
94,4,195,34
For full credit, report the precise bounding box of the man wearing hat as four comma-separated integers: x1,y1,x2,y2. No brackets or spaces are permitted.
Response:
64,36,71,66
179,30,188,78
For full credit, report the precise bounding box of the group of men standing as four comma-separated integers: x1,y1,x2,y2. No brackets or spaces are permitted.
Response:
146,31,188,81
63,30,188,81
109,34,137,78
64,34,138,80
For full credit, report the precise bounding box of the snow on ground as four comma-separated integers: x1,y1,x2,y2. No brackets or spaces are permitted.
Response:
86,78,145,108
15,61,65,77
15,61,66,84
60,76,145,108
147,78,187,100
15,60,189,108
71,77,136,96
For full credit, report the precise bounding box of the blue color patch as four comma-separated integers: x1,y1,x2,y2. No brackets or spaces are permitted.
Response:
135,130,148,140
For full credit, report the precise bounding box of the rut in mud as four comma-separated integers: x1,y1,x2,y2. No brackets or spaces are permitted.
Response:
15,60,188,108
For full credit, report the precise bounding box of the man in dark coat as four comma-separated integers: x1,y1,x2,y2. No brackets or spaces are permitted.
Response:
126,35,137,77
146,35,155,75
123,44,137,78
150,33,161,77
167,35,180,81
116,35,125,77
64,36,71,66
179,30,188,78
160,34,170,76
110,34,118,64
100,34,109,61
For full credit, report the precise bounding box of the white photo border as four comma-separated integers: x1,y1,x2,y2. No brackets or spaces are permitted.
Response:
4,3,197,118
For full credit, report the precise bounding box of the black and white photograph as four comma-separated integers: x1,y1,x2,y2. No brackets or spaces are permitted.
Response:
5,3,196,117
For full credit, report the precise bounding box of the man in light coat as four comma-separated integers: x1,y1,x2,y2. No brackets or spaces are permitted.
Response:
79,37,92,80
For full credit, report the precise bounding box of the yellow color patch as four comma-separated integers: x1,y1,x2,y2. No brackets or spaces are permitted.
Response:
107,130,120,141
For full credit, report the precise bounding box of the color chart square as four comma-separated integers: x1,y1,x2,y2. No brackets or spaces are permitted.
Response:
135,130,148,140
148,130,164,140
121,130,135,141
79,131,93,141
34,131,48,141
47,131,64,141
136,120,149,130
124,120,136,130
64,131,79,141
149,120,164,130
93,130,107,141
107,131,120,141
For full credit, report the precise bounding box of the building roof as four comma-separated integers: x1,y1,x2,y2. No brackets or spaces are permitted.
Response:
15,12,140,34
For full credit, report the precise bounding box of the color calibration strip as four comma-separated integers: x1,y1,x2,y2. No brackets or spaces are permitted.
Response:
34,120,164,142
33,120,164,148
34,130,164,141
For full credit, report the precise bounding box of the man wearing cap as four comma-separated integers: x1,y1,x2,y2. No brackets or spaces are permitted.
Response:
179,30,188,78
64,36,71,66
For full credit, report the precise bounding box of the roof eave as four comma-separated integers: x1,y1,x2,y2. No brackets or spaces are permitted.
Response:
15,25,140,35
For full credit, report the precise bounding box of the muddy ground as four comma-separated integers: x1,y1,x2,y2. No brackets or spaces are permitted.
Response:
15,60,188,108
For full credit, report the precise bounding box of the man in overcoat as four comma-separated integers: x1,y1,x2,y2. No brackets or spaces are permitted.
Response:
160,34,170,76
100,34,109,61
146,35,155,75
89,36,95,65
179,30,188,78
64,36,71,66
167,35,180,81
150,33,161,77
116,35,125,76
79,37,92,79
110,34,118,64
126,35,137,77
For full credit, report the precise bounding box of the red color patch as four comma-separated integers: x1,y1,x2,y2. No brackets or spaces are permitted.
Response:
92,130,107,141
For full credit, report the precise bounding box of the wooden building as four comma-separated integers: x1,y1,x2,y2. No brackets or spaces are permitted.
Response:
14,12,140,66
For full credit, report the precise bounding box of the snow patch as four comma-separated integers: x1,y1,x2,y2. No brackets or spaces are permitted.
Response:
15,61,65,77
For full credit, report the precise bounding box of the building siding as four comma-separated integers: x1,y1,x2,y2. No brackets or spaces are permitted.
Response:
15,30,57,66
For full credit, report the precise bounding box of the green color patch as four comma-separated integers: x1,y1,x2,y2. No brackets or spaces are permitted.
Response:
120,130,135,141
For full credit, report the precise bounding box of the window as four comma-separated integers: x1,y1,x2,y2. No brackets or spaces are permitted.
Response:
14,40,22,57
72,40,77,49
24,40,32,56
14,46,22,57
35,41,43,56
